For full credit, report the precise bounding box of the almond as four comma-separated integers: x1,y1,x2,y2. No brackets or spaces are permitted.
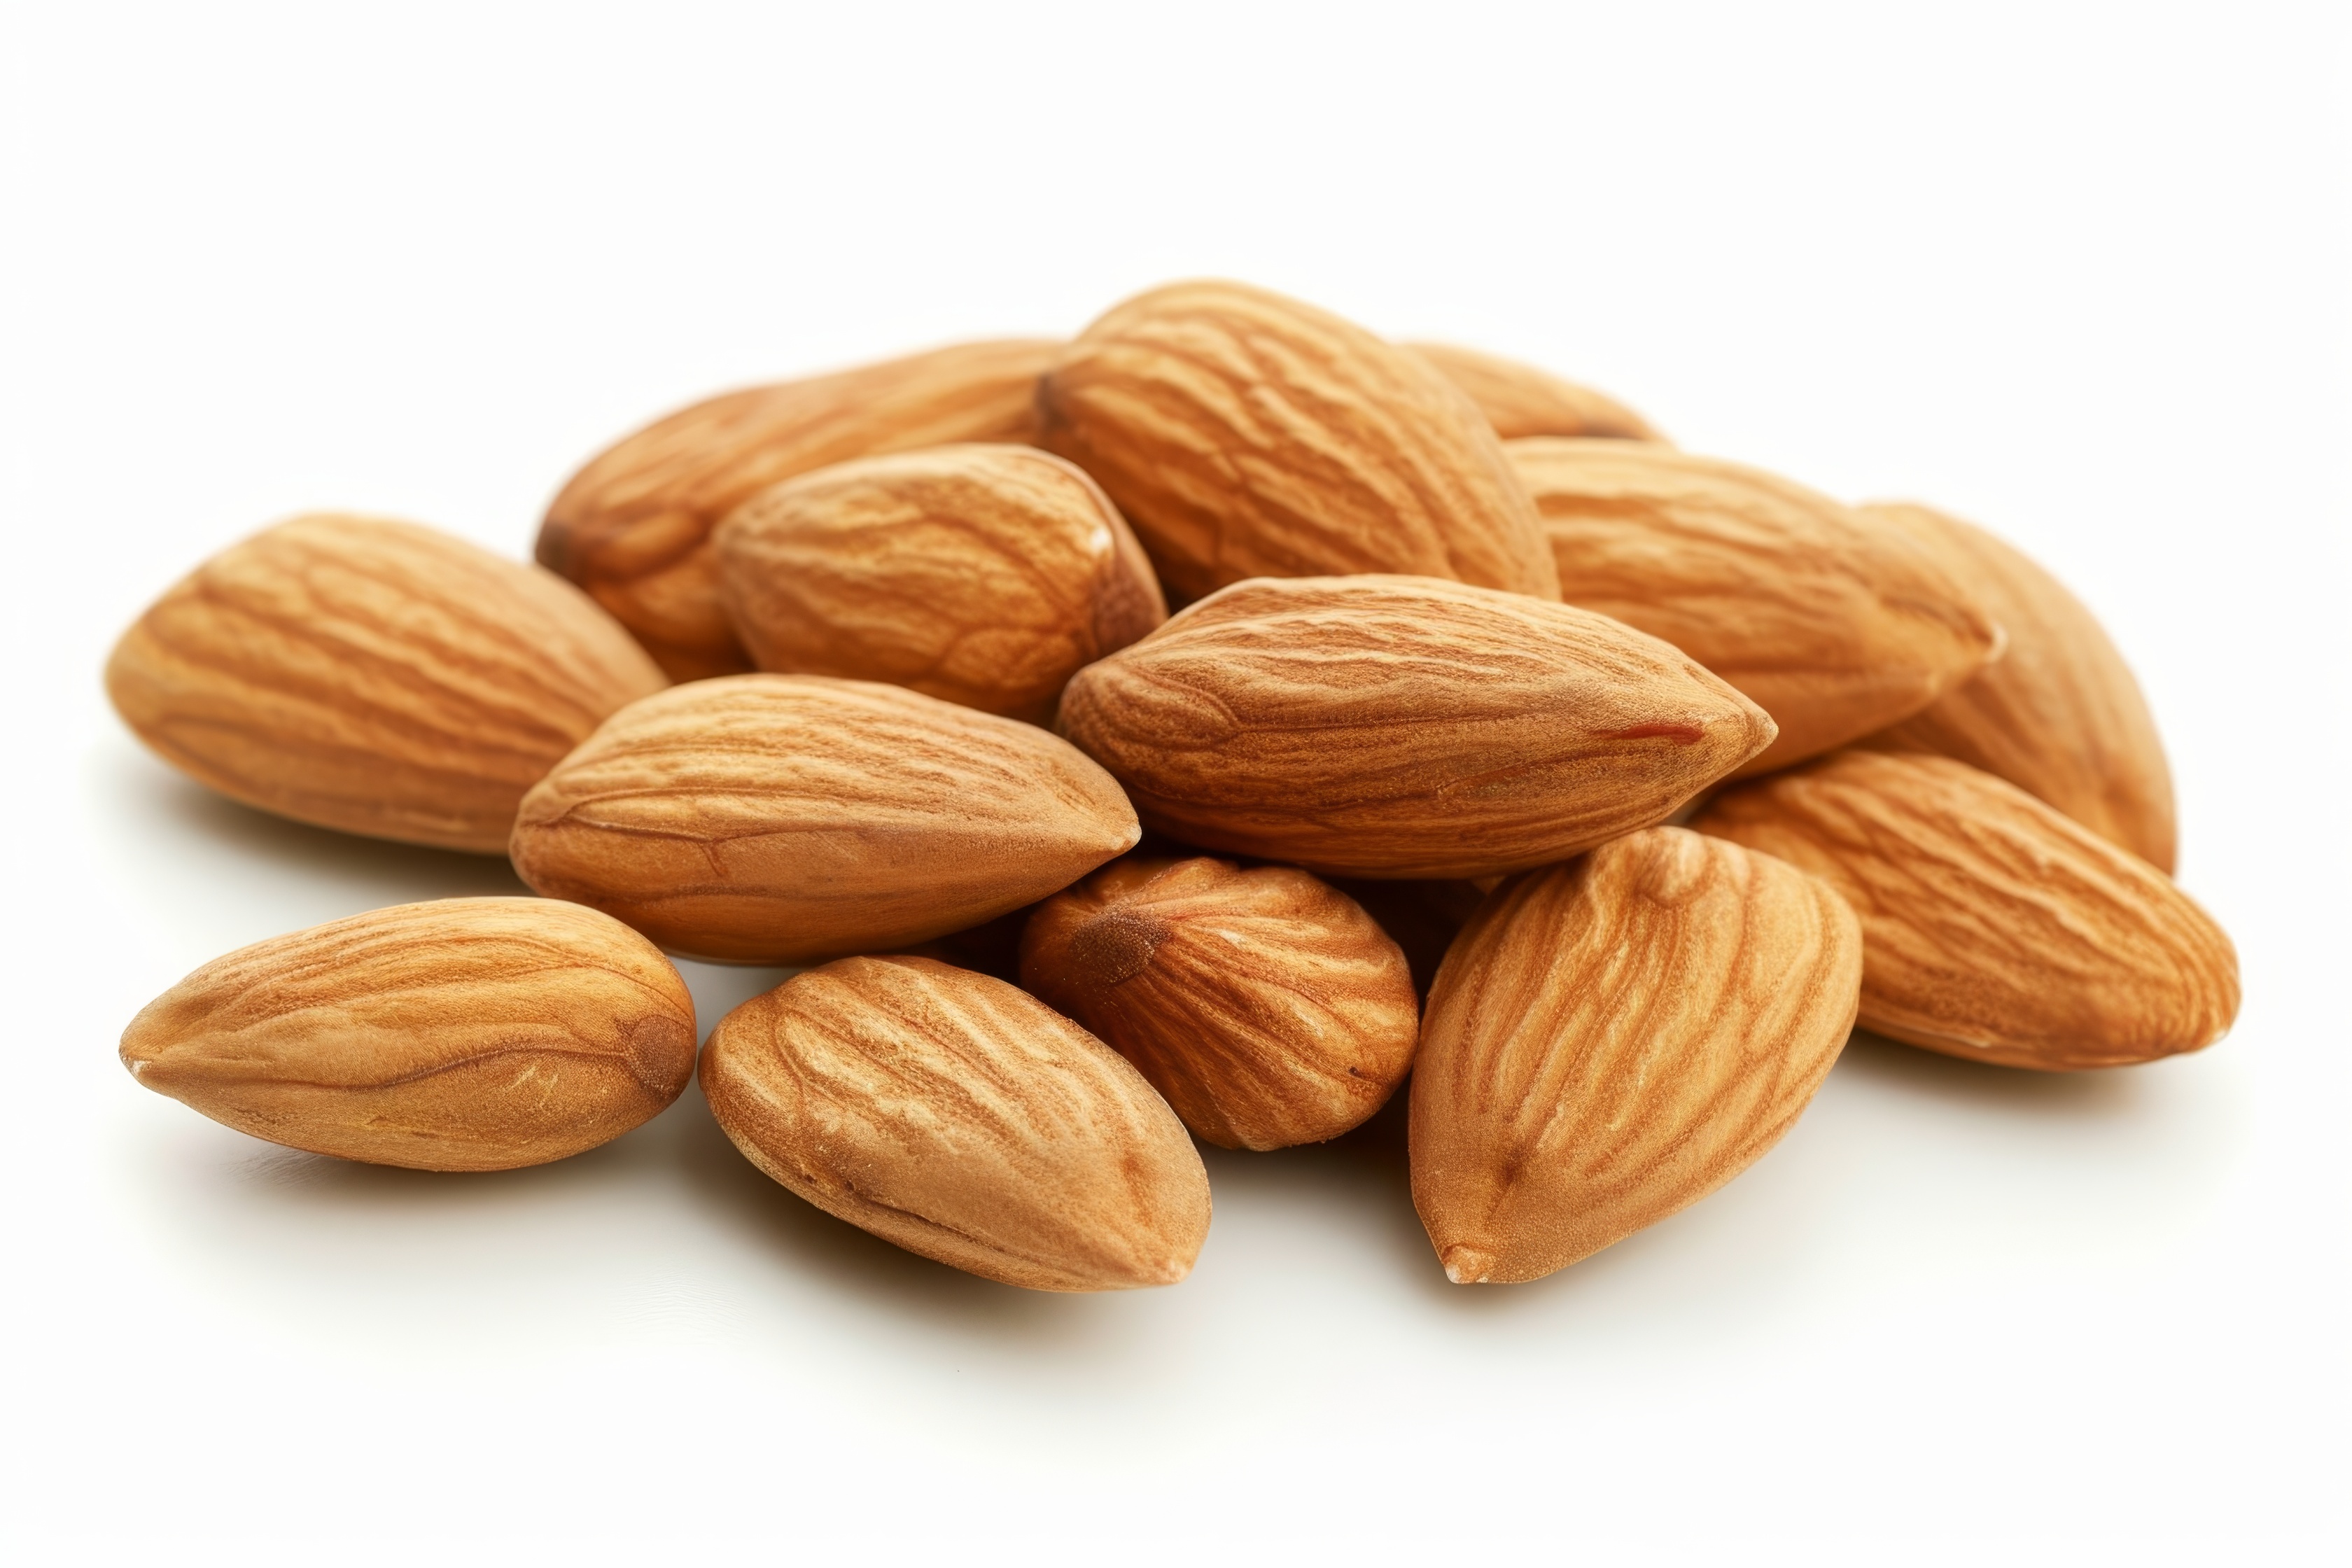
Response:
1405,341,1665,442
1054,574,1774,878
1694,751,2237,1070
106,514,668,853
1324,876,1490,998
701,955,1210,1291
1410,827,1861,1284
120,898,696,1171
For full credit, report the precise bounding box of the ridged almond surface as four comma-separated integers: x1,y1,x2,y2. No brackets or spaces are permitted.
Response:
701,955,1210,1291
538,339,1060,680
1695,751,2237,1070
105,514,668,853
1020,858,1420,1150
1410,827,1861,1284
510,675,1140,964
1506,440,2002,775
120,898,696,1172
713,444,1166,723
1037,280,1560,604
1405,342,1665,442
1054,575,1775,878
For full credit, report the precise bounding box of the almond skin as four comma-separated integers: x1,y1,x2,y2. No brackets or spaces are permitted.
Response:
120,898,696,1171
713,444,1166,723
1405,342,1665,442
1410,827,1862,1284
700,955,1210,1292
1506,440,2002,775
1054,575,1775,879
1695,751,2238,1070
1019,857,1420,1150
106,514,668,853
1037,280,1560,604
509,674,1140,965
538,339,1060,680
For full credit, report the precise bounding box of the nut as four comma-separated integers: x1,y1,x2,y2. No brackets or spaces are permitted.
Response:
1405,341,1665,442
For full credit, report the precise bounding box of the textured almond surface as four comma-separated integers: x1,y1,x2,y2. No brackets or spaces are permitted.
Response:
1020,858,1420,1150
1406,342,1665,442
1037,281,1559,603
510,675,1140,964
1695,751,2237,1070
714,444,1166,722
106,514,668,853
120,898,696,1171
1507,440,2001,774
1410,828,1861,1283
701,955,1210,1291
1056,575,1774,878
538,339,1059,680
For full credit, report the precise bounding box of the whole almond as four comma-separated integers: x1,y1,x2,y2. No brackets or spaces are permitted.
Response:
120,897,696,1171
701,955,1210,1291
1019,857,1420,1150
1405,342,1665,442
1037,280,1560,603
1695,751,2237,1070
510,674,1140,964
106,514,668,853
1410,827,1861,1284
1055,574,1775,879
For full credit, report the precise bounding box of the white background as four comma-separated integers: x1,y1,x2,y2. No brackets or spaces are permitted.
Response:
4,1,2346,1560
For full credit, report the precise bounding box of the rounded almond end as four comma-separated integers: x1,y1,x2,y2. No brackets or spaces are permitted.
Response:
1441,1245,1496,1285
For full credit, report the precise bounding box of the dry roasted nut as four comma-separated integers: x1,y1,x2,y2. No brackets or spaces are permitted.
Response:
510,674,1139,964
539,339,1060,680
1019,857,1420,1150
1324,876,1489,998
1410,827,1861,1284
1506,440,2002,775
1695,750,2238,1070
1037,280,1560,604
106,514,668,853
701,955,1210,1291
713,444,1166,723
120,897,696,1171
1406,341,1665,442
1055,574,1774,878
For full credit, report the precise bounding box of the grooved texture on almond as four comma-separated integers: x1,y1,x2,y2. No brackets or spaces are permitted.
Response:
120,897,696,1171
538,339,1060,680
700,955,1210,1291
510,674,1140,964
1020,858,1420,1150
714,444,1166,723
106,514,668,853
1405,342,1665,442
1055,575,1775,879
1410,828,1861,1284
1695,751,2237,1070
1037,281,1560,604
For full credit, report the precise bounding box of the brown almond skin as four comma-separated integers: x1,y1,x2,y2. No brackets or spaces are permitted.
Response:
1405,342,1665,442
510,674,1140,965
120,898,697,1172
1506,440,2002,776
1860,502,2176,872
106,514,668,853
1695,752,2238,1070
1410,828,1862,1284
538,340,1060,680
701,955,1210,1292
1055,574,1776,879
1020,858,1420,1150
714,444,1166,723
1037,280,1560,604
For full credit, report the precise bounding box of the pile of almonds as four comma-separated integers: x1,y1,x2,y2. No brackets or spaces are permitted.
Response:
108,280,2241,1292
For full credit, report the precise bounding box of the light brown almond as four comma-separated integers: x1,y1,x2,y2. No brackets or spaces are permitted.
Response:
1406,341,1666,442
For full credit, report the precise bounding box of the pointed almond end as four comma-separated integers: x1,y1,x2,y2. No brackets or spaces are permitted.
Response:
1440,1244,1495,1284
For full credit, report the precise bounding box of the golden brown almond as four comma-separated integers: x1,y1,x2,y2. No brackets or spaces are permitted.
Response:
1019,857,1420,1150
713,444,1166,723
106,514,668,853
539,339,1060,680
1405,341,1665,442
1037,280,1559,604
701,955,1210,1291
1324,876,1490,998
510,674,1139,964
1054,574,1774,879
1694,751,2237,1070
1410,827,1861,1284
120,897,696,1171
